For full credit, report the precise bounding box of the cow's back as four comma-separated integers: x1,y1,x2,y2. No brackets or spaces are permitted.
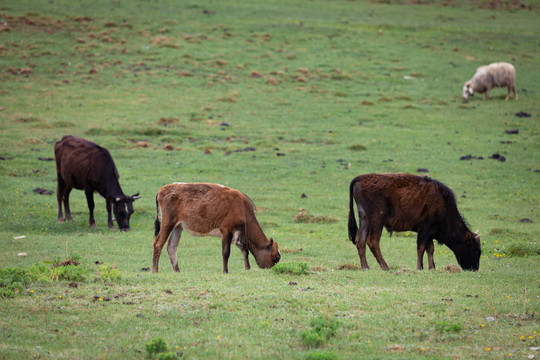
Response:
353,173,445,232
55,136,118,190
158,183,247,231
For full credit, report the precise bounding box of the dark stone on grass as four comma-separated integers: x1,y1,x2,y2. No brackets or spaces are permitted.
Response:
220,122,230,127
417,168,429,173
165,289,173,294
33,188,53,195
520,218,532,223
505,129,519,134
490,153,506,162
288,281,297,286
276,153,285,156
38,157,54,161
68,282,78,288
141,267,150,272
515,111,531,118
95,261,103,265
0,156,11,160
136,313,143,317
301,193,307,198
244,147,256,152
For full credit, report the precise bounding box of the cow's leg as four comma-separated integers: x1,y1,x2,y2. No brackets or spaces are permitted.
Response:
417,232,435,270
232,231,250,270
355,230,369,270
355,209,370,270
235,243,250,270
106,198,114,230
57,176,65,222
426,239,435,270
166,227,182,272
85,189,96,228
152,222,175,273
221,232,233,274
416,238,426,270
63,187,73,221
366,226,389,270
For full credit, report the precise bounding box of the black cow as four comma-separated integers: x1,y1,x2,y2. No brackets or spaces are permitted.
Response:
54,135,140,231
348,173,481,271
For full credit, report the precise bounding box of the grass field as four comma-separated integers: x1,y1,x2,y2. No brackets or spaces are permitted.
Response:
0,0,539,359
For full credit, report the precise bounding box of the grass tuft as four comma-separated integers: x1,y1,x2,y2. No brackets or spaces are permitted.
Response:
272,262,309,275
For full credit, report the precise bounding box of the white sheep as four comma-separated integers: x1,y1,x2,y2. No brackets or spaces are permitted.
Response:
462,62,517,101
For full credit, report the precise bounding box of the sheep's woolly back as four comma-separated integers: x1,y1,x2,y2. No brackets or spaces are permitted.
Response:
463,62,515,99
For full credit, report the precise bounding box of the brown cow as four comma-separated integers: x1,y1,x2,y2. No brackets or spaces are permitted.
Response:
55,135,140,231
153,182,281,273
348,173,481,271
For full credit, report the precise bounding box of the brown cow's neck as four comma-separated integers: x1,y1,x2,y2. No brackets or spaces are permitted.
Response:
243,207,271,266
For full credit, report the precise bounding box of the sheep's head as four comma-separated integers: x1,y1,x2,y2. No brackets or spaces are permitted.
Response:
462,81,474,99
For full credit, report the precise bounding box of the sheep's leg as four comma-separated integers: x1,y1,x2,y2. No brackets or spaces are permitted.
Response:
509,86,517,100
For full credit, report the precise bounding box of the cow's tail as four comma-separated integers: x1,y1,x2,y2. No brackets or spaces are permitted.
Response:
348,178,359,244
154,195,161,237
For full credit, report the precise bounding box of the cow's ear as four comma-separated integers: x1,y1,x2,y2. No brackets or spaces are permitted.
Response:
268,238,274,248
132,192,141,201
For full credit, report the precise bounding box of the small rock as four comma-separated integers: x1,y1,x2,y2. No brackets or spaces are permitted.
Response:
505,129,519,134
17,252,27,257
486,316,495,322
33,188,53,195
515,111,531,118
520,219,532,223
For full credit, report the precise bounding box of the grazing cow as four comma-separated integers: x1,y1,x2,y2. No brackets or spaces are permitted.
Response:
54,135,140,231
348,173,481,271
153,182,281,273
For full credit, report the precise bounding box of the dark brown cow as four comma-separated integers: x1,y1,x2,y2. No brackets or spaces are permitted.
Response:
348,173,481,271
54,135,140,231
153,182,281,273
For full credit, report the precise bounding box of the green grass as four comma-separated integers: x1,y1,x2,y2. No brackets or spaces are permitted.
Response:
1,0,539,359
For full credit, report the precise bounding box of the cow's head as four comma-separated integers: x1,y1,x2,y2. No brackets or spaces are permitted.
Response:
462,81,474,100
113,193,140,231
454,230,481,271
254,238,281,269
